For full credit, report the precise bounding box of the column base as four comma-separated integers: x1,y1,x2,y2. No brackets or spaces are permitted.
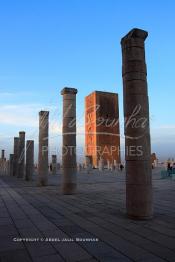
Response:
62,183,77,195
127,213,153,220
37,179,48,186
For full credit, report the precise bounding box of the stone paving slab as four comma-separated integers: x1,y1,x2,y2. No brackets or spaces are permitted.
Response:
0,168,175,261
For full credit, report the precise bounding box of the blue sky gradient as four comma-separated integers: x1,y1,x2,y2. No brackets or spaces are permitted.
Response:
0,0,175,161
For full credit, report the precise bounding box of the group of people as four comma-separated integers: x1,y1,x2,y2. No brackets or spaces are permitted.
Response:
167,162,175,176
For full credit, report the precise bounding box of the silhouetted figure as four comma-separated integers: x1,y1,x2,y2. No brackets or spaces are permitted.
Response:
167,162,172,176
50,164,52,172
120,164,124,172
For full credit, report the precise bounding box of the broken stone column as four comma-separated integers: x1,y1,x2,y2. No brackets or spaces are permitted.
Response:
85,156,92,173
38,111,49,186
25,140,34,181
13,137,19,177
5,160,9,176
107,160,110,170
51,155,57,175
121,28,153,219
61,87,77,194
57,163,61,171
18,131,25,178
0,150,5,175
1,150,5,160
77,163,82,172
9,154,14,176
98,158,104,171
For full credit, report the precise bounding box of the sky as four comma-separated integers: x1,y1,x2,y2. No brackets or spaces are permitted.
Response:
0,0,175,162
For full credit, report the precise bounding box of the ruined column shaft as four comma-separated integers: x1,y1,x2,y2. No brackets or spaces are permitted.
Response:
9,154,14,176
121,28,153,219
1,150,5,159
38,111,49,186
52,155,57,175
98,158,104,171
18,131,25,178
26,140,34,181
13,137,19,177
61,87,77,194
0,150,5,175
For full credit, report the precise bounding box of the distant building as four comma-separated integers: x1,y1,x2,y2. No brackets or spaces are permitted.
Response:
85,91,120,168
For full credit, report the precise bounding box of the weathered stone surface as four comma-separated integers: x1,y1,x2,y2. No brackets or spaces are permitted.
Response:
85,155,92,173
126,160,152,185
121,28,153,219
124,115,150,137
61,168,77,194
61,87,77,194
62,151,76,168
37,111,49,186
98,158,104,171
85,91,120,168
123,72,147,81
18,131,25,178
122,60,147,75
13,137,19,177
0,150,6,175
123,80,148,95
51,155,57,175
0,169,174,261
126,184,153,219
124,94,149,117
125,134,151,161
9,154,14,177
1,150,5,160
63,134,76,146
25,140,34,181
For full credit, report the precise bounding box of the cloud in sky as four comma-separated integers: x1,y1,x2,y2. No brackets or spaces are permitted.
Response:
0,104,39,127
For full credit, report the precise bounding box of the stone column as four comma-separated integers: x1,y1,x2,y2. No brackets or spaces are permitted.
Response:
85,155,92,173
57,163,61,171
98,158,104,171
0,150,5,175
13,137,19,177
61,87,77,194
107,160,110,170
9,154,14,176
4,160,9,176
1,150,5,160
25,140,34,181
121,28,153,219
38,111,49,186
51,155,57,175
18,131,25,178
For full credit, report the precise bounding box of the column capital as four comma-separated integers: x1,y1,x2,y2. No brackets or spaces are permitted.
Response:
61,87,78,95
121,28,148,45
27,140,34,143
39,111,49,116
19,131,25,134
